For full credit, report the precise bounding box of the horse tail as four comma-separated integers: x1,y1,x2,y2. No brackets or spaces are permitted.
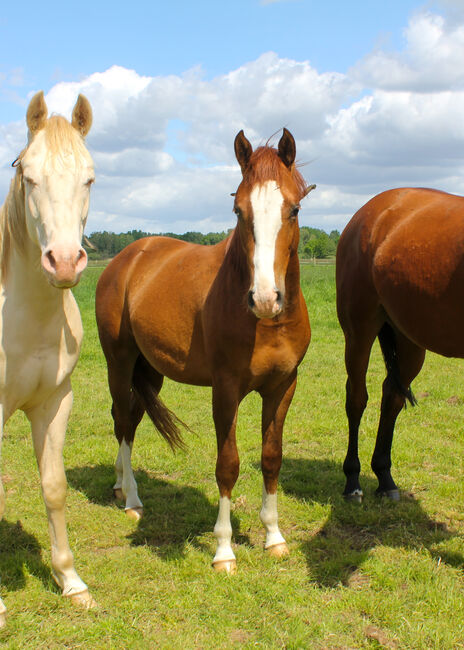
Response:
131,355,187,451
377,323,417,407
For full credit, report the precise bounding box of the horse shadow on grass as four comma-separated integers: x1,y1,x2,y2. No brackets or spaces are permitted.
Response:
67,464,248,562
0,519,56,595
278,456,464,587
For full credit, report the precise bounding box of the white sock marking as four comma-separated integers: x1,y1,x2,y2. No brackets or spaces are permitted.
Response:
260,484,286,549
213,496,236,563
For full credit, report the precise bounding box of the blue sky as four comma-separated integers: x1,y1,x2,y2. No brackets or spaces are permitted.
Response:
1,0,464,234
0,0,429,121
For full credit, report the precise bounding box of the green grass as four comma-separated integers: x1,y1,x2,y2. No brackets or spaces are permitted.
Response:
1,264,464,648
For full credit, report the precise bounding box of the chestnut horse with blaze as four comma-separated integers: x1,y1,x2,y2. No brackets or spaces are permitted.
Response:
337,187,464,501
96,129,313,572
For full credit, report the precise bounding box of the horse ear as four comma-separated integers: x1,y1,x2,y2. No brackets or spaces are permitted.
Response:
234,130,253,173
26,91,48,134
72,94,92,137
278,128,296,168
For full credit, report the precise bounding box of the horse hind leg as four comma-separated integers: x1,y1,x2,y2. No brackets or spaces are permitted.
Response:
342,327,378,502
372,324,425,499
113,354,185,520
113,389,146,519
108,354,148,520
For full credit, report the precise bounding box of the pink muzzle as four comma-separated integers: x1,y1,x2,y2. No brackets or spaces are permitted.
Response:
41,246,88,288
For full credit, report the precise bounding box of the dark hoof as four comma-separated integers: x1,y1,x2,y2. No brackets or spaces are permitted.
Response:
343,489,363,503
376,488,400,501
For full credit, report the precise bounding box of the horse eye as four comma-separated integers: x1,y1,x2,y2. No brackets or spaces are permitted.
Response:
234,207,242,218
290,206,300,219
23,176,37,187
85,178,95,187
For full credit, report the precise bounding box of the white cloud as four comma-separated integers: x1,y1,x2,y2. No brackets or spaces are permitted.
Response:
352,12,464,91
3,7,464,235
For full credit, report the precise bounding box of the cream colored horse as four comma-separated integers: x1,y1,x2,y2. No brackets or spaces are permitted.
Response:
0,91,95,624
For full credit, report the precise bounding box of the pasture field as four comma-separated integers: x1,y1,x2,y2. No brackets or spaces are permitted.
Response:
1,264,464,648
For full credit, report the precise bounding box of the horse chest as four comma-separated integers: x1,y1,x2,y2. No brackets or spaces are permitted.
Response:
248,323,307,383
250,340,299,379
0,295,82,414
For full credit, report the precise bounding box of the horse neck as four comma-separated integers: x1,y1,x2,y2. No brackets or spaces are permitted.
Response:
223,227,251,289
284,247,303,311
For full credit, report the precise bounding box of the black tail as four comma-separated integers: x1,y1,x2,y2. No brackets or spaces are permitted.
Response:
378,323,417,407
131,355,188,451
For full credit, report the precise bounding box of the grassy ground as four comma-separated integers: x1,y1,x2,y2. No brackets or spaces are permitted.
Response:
0,264,464,648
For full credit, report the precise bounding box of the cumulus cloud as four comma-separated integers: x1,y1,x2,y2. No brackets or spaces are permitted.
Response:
352,11,464,91
2,6,464,234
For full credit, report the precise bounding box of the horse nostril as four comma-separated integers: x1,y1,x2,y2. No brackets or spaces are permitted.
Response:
248,290,255,309
275,290,282,304
46,250,56,272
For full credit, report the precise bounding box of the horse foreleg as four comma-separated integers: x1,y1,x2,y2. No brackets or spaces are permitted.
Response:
212,381,240,574
259,373,297,558
26,381,96,609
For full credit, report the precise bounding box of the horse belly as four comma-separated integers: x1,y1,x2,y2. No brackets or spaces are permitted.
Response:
131,306,212,386
379,293,464,358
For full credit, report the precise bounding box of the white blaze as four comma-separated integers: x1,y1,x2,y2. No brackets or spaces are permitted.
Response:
250,180,283,297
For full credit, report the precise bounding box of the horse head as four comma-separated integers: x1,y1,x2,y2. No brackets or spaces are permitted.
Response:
16,91,94,288
233,128,314,319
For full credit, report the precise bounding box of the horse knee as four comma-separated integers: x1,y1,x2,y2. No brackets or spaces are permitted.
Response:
261,444,282,481
215,451,240,494
41,473,67,511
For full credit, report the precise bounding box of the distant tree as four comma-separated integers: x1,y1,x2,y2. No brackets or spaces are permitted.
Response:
85,225,338,260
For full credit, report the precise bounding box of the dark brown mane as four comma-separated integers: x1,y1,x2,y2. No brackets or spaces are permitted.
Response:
243,146,308,200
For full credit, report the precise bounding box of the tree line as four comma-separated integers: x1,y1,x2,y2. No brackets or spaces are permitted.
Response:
86,227,340,260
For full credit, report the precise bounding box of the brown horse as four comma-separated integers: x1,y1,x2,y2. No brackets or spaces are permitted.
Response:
96,129,313,572
336,187,464,501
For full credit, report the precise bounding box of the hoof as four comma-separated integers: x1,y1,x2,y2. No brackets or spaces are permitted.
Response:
212,559,237,574
266,542,289,558
66,589,97,610
0,612,6,628
376,488,400,501
113,488,124,500
125,507,143,521
344,489,363,503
